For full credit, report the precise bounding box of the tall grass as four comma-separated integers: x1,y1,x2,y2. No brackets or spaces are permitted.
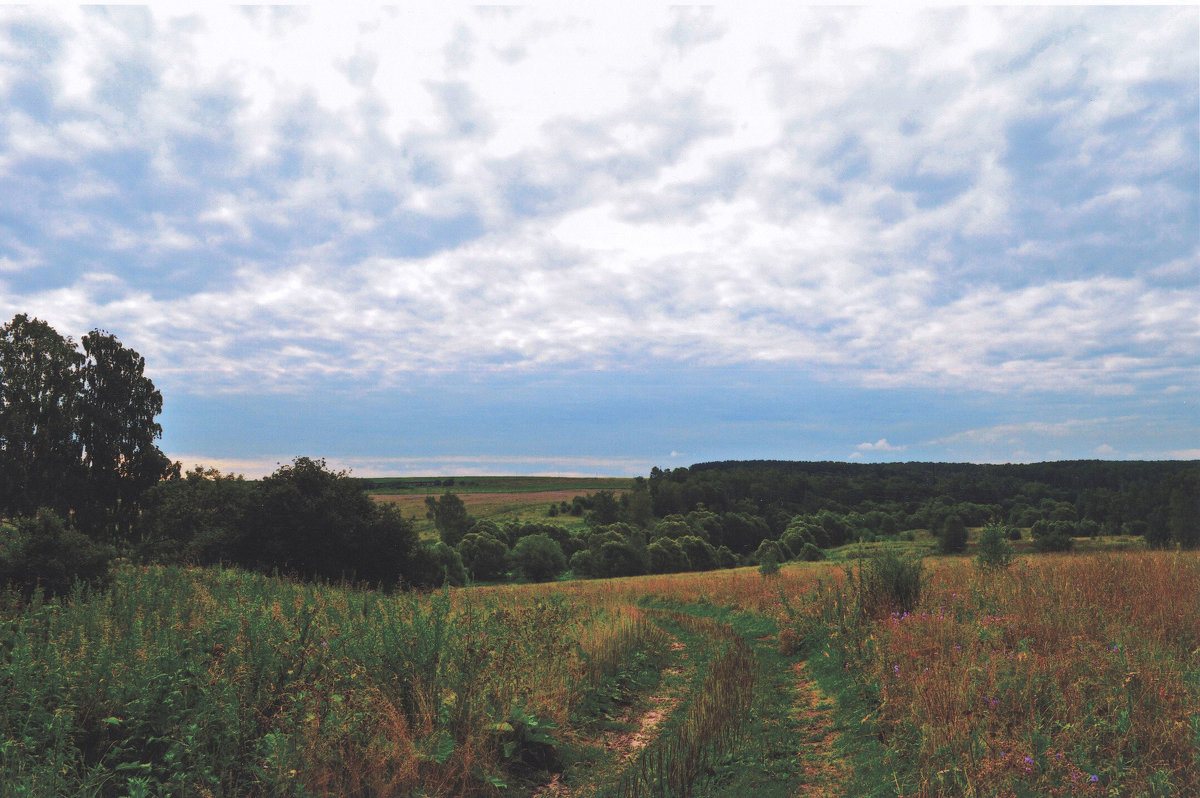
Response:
0,565,663,796
785,551,1200,796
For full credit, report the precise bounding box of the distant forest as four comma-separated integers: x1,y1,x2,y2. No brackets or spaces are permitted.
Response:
644,459,1193,534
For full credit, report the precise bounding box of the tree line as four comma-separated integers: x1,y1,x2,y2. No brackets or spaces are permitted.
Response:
3,312,1197,595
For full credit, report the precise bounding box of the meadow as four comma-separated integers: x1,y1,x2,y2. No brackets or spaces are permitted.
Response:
367,476,632,538
1,545,1196,797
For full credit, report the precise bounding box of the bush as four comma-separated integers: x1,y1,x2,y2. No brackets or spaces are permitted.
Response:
0,509,113,598
798,542,826,562
1031,519,1074,553
510,534,567,582
975,523,1015,570
937,513,968,554
854,550,925,618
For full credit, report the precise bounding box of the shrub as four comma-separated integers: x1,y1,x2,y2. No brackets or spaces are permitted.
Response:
1031,519,1074,553
937,513,968,554
0,509,113,598
975,523,1015,570
593,539,646,578
854,550,925,618
677,535,717,571
798,542,826,562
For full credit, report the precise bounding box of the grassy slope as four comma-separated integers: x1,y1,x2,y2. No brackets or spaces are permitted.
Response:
368,476,633,538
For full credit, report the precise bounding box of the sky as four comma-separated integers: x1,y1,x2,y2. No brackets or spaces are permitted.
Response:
0,5,1197,477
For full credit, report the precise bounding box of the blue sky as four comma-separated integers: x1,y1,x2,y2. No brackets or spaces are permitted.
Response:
1,5,1197,477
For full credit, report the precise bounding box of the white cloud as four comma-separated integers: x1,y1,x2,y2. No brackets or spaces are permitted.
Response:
0,5,1195,402
856,438,905,452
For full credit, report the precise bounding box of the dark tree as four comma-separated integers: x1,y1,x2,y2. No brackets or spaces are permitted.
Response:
425,492,473,547
510,534,567,581
134,466,253,564
0,315,84,518
76,330,173,540
937,513,968,554
586,490,621,526
243,457,420,585
457,531,509,582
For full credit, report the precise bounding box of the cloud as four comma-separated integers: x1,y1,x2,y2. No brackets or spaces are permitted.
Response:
856,438,906,453
0,5,1195,406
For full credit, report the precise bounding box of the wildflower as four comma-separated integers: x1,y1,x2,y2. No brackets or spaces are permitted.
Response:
893,665,900,674
1090,775,1099,783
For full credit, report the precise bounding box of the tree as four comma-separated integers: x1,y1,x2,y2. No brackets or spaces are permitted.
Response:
586,490,621,526
647,538,688,573
937,513,968,554
975,523,1014,570
0,315,84,519
242,457,420,585
1168,472,1200,549
75,330,172,539
425,492,473,547
510,534,567,581
134,466,253,564
457,532,509,582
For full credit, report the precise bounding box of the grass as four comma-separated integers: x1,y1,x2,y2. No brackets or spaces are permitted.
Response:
782,551,1200,797
2,547,1196,796
368,477,631,537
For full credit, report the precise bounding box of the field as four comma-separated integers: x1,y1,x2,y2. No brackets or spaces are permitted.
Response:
2,547,1197,797
368,476,632,537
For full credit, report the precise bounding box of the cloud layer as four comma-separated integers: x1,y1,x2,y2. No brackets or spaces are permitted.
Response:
1,7,1196,471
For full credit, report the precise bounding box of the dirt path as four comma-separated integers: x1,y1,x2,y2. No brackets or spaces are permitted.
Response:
791,661,849,797
534,637,693,798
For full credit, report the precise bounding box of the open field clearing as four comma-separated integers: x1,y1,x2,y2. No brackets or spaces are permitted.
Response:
1,550,1196,796
363,477,634,496
374,490,607,520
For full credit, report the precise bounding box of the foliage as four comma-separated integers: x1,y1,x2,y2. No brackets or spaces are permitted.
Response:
0,314,171,540
425,491,473,547
852,549,926,619
937,512,968,554
457,531,510,582
510,534,567,582
1031,519,1075,552
975,522,1016,570
0,314,83,519
134,466,253,564
0,509,113,598
1167,469,1200,549
241,457,422,585
75,329,172,540
647,537,689,574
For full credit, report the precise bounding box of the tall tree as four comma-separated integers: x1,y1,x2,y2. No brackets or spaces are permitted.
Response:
0,314,84,518
76,330,172,540
425,491,472,546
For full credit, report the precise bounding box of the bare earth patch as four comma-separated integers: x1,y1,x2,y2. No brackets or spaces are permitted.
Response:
792,661,849,797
